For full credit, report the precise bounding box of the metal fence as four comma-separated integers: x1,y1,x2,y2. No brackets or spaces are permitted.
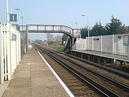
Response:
74,34,129,57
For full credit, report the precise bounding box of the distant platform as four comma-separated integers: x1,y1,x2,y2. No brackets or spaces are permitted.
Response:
71,50,129,63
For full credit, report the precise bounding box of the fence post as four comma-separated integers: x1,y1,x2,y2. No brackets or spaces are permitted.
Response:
112,34,115,54
92,36,94,51
101,35,102,52
87,37,88,50
85,37,87,50
112,34,116,65
0,24,4,83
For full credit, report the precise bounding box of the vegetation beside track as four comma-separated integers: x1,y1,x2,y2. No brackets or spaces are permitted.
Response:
47,41,64,51
48,45,64,51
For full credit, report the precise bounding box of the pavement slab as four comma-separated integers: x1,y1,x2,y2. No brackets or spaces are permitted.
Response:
2,49,69,97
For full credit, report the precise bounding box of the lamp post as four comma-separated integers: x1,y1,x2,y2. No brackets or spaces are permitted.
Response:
13,8,21,24
75,22,78,29
75,22,81,38
14,9,27,53
81,14,90,37
2,0,10,81
6,0,9,23
81,14,85,28
13,8,24,31
14,8,25,57
21,16,23,26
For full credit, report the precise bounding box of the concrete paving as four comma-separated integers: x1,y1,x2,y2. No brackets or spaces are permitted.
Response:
0,81,9,97
2,49,69,97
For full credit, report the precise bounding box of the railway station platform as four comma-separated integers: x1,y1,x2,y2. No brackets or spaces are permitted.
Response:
1,49,70,97
71,50,129,63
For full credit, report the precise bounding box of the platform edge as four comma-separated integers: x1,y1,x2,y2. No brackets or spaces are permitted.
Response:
38,51,75,97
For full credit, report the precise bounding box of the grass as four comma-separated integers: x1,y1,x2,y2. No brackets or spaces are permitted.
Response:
48,45,64,51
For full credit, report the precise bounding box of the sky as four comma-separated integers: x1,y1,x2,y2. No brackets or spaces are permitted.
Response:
1,0,129,40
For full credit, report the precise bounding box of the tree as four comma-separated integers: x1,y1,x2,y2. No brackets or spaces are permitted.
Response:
125,26,129,33
81,27,88,38
90,22,106,36
105,16,126,35
80,16,127,37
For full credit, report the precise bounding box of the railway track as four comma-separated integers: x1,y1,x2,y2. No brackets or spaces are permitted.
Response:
48,49,129,89
36,45,129,97
42,53,101,97
65,53,129,79
48,48,129,79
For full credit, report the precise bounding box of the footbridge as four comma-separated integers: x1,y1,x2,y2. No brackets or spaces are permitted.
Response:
19,24,80,52
19,24,80,37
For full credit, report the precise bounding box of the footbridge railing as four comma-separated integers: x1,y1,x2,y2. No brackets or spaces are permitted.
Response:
19,24,80,37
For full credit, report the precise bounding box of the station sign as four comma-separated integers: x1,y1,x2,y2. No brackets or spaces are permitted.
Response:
11,33,17,41
9,14,17,22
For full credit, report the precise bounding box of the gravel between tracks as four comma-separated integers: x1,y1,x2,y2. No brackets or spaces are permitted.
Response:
42,53,101,97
